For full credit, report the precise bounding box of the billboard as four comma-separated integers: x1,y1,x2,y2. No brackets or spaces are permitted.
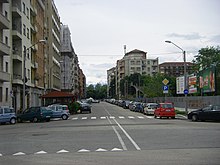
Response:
176,76,185,94
188,75,197,94
199,66,216,93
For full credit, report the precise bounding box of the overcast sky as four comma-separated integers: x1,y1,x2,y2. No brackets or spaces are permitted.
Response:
54,0,220,85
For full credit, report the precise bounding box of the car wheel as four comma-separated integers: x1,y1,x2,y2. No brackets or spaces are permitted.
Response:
33,117,38,123
10,118,16,124
17,117,22,123
171,117,175,119
154,115,157,118
192,115,198,122
46,118,50,122
62,115,68,120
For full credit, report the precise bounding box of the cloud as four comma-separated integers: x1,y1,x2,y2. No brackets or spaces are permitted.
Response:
209,34,220,43
167,32,204,40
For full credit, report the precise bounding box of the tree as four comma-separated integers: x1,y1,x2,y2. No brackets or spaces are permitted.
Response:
86,83,107,99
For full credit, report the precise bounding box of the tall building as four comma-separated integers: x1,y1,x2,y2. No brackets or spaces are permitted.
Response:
0,0,11,106
78,68,86,99
45,0,61,91
107,67,116,98
159,62,194,77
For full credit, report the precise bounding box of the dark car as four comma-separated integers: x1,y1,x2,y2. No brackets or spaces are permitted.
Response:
79,102,91,113
17,106,52,122
188,105,220,122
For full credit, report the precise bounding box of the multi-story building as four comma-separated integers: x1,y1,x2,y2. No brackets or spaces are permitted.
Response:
107,67,116,98
107,49,159,99
45,0,61,91
0,0,11,106
159,62,194,77
78,68,86,99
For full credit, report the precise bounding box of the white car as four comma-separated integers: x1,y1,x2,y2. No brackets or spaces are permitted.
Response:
144,103,158,115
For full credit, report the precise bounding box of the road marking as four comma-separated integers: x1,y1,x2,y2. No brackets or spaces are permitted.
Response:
91,117,97,119
34,151,47,154
111,148,123,152
119,116,125,119
107,117,127,151
137,116,144,119
82,117,87,120
128,116,135,119
56,149,69,153
0,153,2,156
72,117,78,120
77,149,90,152
113,118,141,151
96,148,107,152
146,116,154,119
13,152,26,156
100,116,106,119
109,116,115,119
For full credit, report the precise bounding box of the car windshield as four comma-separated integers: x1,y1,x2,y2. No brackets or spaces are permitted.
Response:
161,104,173,108
149,104,158,109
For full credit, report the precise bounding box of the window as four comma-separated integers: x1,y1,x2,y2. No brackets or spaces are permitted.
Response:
26,8,29,18
5,36,8,45
24,46,26,58
27,28,29,39
6,88,8,102
147,61,150,65
5,62,8,72
23,2,26,14
23,24,26,36
0,108,3,114
4,11,8,19
0,87,2,102
28,69,30,79
27,49,29,59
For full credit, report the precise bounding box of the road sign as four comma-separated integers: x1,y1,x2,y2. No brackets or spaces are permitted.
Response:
184,89,189,95
162,78,169,85
163,85,169,93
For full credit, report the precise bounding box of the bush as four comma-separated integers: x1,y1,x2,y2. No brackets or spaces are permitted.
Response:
68,102,80,114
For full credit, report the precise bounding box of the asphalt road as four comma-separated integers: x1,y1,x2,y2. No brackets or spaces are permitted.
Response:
0,102,220,165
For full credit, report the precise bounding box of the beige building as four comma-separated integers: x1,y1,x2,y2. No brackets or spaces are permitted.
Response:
107,49,159,99
0,0,11,106
45,0,61,91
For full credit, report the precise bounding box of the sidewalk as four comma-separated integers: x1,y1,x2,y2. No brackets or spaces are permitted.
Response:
175,107,197,113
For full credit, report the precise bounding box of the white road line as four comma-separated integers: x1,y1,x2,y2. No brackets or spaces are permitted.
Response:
34,151,47,154
109,116,115,119
137,116,144,119
113,118,141,151
72,117,78,120
82,117,87,120
111,148,123,152
78,149,90,152
0,153,2,156
119,116,125,119
13,152,26,156
128,116,135,119
91,117,97,120
56,149,69,153
96,148,107,152
107,117,127,151
146,116,154,119
100,116,106,119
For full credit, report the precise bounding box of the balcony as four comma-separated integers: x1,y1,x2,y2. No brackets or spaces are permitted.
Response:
31,44,38,52
0,0,9,3
12,4,22,17
30,4,37,16
13,74,23,85
0,70,10,82
32,62,38,69
0,41,10,56
12,24,22,40
0,12,10,29
12,50,22,62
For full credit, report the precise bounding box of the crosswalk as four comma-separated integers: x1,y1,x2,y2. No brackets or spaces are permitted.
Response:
70,115,154,121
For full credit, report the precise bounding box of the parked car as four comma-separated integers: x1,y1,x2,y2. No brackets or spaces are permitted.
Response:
122,100,130,109
154,103,175,119
188,105,220,122
79,102,91,113
0,106,16,124
133,102,144,113
48,104,70,120
144,103,158,115
17,106,52,122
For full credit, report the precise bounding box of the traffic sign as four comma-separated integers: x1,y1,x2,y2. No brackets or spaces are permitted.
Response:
184,89,189,95
163,85,169,93
162,78,169,85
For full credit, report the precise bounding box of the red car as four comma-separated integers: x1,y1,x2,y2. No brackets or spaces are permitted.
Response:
154,103,175,119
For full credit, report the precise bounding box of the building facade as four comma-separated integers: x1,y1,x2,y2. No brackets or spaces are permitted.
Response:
0,0,11,106
159,62,194,77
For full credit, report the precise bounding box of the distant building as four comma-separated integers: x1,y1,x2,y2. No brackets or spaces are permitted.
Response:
107,67,116,98
159,62,194,77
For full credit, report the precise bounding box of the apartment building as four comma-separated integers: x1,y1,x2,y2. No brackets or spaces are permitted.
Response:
78,68,86,99
159,62,194,77
45,0,61,91
107,49,159,99
107,67,116,98
0,0,11,106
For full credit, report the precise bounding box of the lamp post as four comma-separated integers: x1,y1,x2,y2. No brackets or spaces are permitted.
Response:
22,39,46,112
165,40,188,114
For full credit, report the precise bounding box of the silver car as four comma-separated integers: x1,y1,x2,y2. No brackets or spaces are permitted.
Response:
144,103,158,115
0,106,16,124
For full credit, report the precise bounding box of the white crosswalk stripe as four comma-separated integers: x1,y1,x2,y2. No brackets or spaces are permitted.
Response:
91,117,97,119
82,117,87,120
72,117,78,120
100,116,106,119
128,116,135,119
137,116,144,119
119,116,125,119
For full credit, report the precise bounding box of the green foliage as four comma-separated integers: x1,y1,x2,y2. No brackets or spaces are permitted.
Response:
68,102,80,114
86,83,107,99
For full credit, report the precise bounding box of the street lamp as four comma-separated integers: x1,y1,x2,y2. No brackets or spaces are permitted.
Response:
23,39,46,112
165,40,188,114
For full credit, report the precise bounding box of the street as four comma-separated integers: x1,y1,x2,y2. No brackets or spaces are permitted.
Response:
0,102,220,165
